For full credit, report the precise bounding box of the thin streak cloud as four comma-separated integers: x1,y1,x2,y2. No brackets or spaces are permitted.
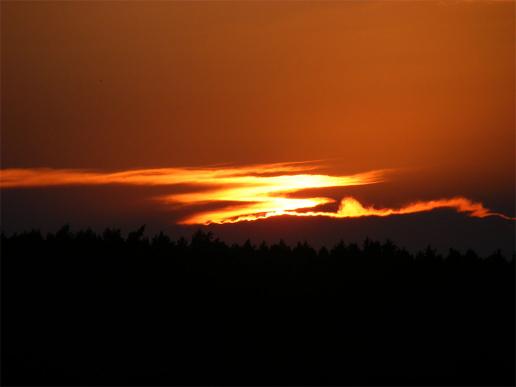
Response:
1,163,513,225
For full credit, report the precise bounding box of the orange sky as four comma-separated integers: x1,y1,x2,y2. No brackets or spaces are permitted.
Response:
1,1,514,236
2,1,514,172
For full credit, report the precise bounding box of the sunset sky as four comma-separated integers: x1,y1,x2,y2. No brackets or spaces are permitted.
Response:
1,1,514,253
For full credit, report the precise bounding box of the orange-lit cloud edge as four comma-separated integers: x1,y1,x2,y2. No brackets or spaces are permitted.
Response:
1,162,514,224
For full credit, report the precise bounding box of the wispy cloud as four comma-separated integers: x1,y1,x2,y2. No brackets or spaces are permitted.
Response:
1,162,513,224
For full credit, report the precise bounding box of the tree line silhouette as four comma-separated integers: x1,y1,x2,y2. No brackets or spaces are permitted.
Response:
1,226,514,386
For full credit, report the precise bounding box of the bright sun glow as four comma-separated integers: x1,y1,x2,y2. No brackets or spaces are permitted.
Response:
0,162,513,224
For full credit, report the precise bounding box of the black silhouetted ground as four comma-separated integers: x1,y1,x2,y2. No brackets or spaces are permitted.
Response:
1,227,514,386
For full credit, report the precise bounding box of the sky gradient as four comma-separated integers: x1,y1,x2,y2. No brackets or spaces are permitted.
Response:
1,1,514,252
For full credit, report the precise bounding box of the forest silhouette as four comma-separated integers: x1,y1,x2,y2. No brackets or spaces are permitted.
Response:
1,226,514,386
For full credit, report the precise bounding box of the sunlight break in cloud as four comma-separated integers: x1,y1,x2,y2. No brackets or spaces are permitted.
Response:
0,162,513,224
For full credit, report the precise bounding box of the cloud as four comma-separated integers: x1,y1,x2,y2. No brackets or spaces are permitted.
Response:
1,162,513,224
280,196,515,222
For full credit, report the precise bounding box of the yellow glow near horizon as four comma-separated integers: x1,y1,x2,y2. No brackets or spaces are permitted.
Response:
0,162,513,224
280,197,515,222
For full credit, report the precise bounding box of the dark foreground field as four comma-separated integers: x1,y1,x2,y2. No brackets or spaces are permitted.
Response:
1,227,514,386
